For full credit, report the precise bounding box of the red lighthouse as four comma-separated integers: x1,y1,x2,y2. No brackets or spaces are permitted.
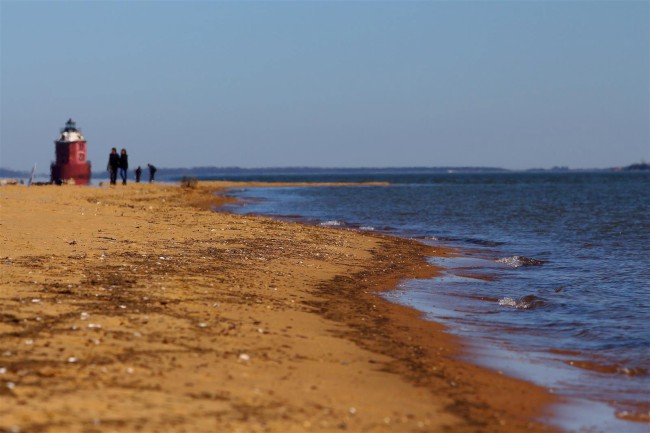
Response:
50,119,92,185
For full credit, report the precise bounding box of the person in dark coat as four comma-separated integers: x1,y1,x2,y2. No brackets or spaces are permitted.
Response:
119,148,129,185
147,164,157,183
134,166,142,183
107,148,120,185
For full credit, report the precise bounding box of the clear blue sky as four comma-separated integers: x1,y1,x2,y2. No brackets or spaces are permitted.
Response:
1,0,648,171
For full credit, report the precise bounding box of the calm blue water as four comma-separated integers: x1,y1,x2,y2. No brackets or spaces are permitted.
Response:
222,172,650,432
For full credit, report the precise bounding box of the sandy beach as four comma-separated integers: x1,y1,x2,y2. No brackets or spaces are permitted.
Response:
0,182,558,433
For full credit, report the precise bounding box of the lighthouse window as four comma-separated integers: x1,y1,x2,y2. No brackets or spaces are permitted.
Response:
79,153,85,161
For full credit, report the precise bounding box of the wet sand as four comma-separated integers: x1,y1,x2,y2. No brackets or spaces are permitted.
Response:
0,182,558,433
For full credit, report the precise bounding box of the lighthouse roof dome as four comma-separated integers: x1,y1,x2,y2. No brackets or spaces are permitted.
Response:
64,118,76,130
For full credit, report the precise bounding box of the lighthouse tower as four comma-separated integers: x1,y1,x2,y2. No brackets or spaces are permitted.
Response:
50,119,92,185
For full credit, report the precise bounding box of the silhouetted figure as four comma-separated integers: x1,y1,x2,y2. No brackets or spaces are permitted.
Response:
119,148,129,185
107,148,120,185
148,164,157,183
134,166,142,183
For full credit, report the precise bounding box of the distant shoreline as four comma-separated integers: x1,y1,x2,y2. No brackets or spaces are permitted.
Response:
3,163,648,182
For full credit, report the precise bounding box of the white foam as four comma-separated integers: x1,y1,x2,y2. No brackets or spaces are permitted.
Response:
320,220,343,227
498,297,518,307
497,256,525,267
497,296,546,310
496,255,544,268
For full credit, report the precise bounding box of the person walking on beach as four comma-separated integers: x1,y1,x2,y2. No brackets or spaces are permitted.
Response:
119,148,129,185
134,166,142,183
107,147,120,185
148,164,157,183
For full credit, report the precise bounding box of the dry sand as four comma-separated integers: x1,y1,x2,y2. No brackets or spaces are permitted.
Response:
0,182,559,433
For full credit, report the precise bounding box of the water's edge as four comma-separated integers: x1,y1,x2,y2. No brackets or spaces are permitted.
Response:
218,177,649,433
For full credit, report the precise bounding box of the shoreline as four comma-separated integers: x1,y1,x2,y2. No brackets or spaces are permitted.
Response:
1,181,558,432
223,179,650,431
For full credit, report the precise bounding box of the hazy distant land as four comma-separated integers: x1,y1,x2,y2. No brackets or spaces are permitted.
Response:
1,163,648,181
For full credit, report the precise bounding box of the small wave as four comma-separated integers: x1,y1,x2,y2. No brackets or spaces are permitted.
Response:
498,295,547,310
429,236,505,247
564,359,648,377
359,226,375,231
463,238,506,247
496,256,546,268
320,220,343,227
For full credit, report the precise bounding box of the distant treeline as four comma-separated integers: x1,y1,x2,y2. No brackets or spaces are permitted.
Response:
624,162,650,171
114,164,650,180
157,166,508,179
0,168,29,178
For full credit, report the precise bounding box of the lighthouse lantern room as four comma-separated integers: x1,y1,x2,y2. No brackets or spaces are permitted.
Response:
50,118,92,185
